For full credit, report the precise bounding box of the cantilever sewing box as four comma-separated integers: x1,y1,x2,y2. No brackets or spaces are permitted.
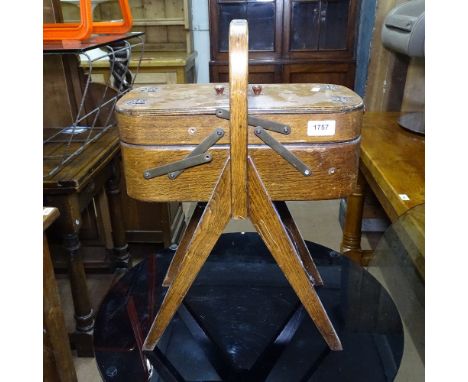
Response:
115,20,363,352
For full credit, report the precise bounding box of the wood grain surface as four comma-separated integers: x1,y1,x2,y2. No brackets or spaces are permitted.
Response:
43,127,120,192
248,159,342,350
116,83,363,116
44,234,78,382
162,202,205,287
143,161,232,351
360,112,424,221
121,139,360,202
117,109,362,145
43,206,78,382
229,20,249,219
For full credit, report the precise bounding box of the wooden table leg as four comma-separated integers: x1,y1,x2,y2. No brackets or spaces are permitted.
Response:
248,160,342,351
52,195,95,357
274,201,323,286
44,233,78,382
341,171,366,264
162,202,205,287
105,157,131,269
143,162,232,351
64,231,95,357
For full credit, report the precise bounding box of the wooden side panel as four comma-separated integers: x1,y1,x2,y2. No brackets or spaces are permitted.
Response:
117,110,362,145
283,62,356,89
121,140,360,202
43,56,75,129
210,63,283,84
364,0,408,111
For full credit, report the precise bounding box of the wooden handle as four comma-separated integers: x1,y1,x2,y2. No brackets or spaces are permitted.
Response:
229,19,249,219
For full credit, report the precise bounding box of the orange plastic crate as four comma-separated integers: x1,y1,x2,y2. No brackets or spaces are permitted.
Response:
93,0,133,34
43,0,93,41
43,0,133,41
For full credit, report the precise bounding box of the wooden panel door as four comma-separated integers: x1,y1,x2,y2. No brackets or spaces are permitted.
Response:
209,0,283,61
282,0,358,60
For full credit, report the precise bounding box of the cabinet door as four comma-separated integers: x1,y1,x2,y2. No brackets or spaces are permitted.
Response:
209,0,283,61
210,63,282,83
283,62,355,88
283,0,357,59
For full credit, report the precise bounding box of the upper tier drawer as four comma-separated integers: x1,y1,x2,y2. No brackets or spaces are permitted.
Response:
116,83,363,145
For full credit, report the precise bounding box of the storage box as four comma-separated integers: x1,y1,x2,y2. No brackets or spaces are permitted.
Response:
116,83,363,202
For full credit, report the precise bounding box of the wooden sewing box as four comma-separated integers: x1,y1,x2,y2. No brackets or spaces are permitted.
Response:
117,83,362,202
115,20,363,353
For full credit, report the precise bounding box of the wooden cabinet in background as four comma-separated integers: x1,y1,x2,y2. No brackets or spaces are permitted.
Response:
209,0,358,88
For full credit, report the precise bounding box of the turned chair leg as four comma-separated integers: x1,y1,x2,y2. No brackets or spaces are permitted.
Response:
105,158,131,270
64,233,95,357
340,171,366,264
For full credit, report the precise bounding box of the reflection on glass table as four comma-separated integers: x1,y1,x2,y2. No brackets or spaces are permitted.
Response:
95,233,404,381
368,204,424,381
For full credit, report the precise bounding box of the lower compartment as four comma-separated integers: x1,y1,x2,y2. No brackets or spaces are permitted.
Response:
121,139,360,202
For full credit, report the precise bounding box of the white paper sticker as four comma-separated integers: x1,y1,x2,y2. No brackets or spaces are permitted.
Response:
307,120,336,136
399,194,410,201
43,207,54,216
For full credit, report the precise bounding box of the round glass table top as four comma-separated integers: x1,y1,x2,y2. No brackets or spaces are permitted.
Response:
95,233,404,381
368,204,424,375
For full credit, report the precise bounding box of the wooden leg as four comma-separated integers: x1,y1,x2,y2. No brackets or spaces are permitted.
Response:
340,171,366,264
105,158,131,269
142,161,232,351
64,232,95,357
274,201,323,286
45,194,95,356
44,234,78,382
162,202,205,287
248,160,342,351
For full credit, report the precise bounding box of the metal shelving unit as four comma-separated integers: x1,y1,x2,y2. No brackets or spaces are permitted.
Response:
43,32,144,178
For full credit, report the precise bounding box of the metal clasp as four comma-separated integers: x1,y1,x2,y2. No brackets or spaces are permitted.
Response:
215,108,291,135
143,128,225,180
216,108,310,176
254,127,311,176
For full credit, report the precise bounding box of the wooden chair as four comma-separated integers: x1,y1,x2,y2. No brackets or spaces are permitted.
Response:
116,20,363,352
43,207,77,382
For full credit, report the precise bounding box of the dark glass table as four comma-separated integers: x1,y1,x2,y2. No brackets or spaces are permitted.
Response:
95,233,403,381
368,204,424,379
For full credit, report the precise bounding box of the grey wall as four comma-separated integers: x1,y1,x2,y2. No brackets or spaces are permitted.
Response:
192,0,211,83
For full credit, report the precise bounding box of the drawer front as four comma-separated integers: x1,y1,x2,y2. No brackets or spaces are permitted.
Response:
118,110,362,146
133,72,178,85
121,140,360,202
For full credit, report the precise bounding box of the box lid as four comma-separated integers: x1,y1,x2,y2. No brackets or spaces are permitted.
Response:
116,83,363,116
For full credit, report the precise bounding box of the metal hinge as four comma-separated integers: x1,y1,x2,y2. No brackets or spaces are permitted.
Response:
215,108,311,176
215,108,291,135
143,128,225,180
254,127,311,176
